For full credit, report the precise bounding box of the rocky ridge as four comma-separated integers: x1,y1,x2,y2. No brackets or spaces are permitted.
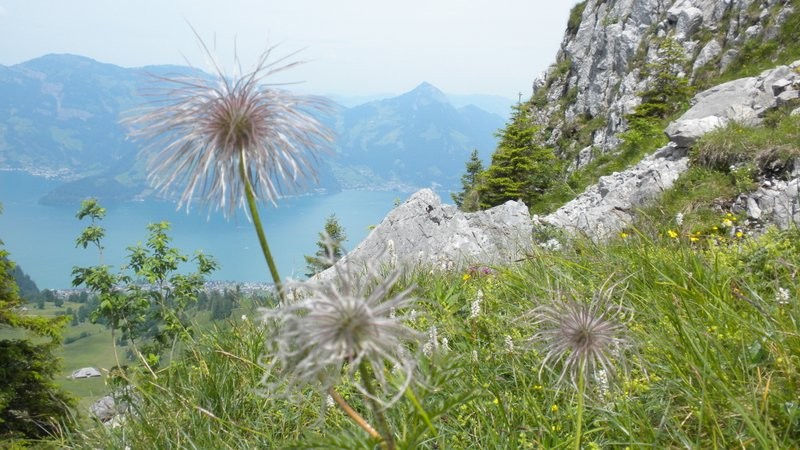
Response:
318,1,800,271
533,0,795,163
542,61,800,239
324,60,799,269
314,189,532,280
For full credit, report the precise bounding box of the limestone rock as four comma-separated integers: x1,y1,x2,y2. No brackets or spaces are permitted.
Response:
530,0,796,159
542,145,689,240
665,116,728,148
315,189,532,279
89,396,118,422
736,179,800,229
665,64,800,147
692,39,722,74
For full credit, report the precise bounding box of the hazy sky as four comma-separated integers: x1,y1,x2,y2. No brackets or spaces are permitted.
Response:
0,1,578,98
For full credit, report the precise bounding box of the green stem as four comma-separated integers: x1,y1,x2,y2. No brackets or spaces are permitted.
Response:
238,150,284,301
574,361,586,450
358,362,395,450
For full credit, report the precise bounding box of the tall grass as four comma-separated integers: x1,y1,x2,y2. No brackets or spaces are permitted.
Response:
61,222,800,448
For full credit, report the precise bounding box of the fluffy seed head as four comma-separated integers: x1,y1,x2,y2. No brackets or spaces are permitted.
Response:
125,33,333,217
528,285,629,389
260,244,421,407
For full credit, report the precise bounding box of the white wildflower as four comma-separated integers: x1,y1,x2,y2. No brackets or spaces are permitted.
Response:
777,287,791,305
540,238,562,251
259,257,422,407
504,335,514,353
675,212,684,226
470,290,483,319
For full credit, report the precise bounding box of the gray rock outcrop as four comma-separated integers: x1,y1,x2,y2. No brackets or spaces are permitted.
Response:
541,144,689,239
665,64,800,147
532,0,795,161
735,179,800,229
542,62,799,240
315,189,532,279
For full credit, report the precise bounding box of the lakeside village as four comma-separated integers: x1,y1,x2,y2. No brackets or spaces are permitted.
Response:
42,280,274,301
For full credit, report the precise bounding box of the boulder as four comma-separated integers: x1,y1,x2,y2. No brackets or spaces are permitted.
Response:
70,367,101,379
89,388,135,424
315,189,532,280
665,116,728,148
666,64,800,148
542,144,689,240
692,39,722,74
89,395,118,422
736,179,800,229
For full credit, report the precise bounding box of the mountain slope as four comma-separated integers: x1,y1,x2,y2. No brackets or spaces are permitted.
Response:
530,0,798,165
0,57,503,204
335,82,502,188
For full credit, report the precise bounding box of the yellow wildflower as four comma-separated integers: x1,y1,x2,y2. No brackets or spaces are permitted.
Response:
667,230,678,239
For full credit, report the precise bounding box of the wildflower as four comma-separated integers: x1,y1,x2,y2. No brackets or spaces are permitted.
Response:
470,289,483,319
422,326,440,357
722,219,733,228
735,230,744,239
689,236,700,242
260,257,421,407
595,368,610,398
504,335,514,352
776,287,791,305
528,286,630,389
619,231,629,239
241,314,248,321
667,229,679,239
126,33,333,217
462,273,471,282
675,212,684,226
387,239,397,267
441,337,450,352
551,404,559,413
540,238,562,251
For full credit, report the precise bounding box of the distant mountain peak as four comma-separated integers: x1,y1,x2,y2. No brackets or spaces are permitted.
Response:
403,82,449,104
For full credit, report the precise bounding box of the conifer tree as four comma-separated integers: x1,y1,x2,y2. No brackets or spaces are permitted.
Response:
1,205,74,440
478,102,559,209
452,149,484,211
305,214,348,278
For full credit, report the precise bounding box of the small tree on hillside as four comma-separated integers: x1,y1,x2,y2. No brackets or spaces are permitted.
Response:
451,149,484,212
478,102,560,209
305,214,348,278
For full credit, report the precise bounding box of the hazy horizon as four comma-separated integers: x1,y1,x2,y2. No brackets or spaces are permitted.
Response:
0,0,579,99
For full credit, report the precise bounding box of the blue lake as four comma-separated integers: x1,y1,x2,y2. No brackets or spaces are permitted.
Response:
0,171,407,289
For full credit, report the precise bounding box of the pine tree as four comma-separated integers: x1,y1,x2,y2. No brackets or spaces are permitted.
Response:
305,214,348,278
478,102,559,209
1,205,74,440
451,149,484,211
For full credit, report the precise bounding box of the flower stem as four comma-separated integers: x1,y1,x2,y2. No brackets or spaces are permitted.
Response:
574,361,586,450
358,362,395,450
239,150,284,301
328,388,381,441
